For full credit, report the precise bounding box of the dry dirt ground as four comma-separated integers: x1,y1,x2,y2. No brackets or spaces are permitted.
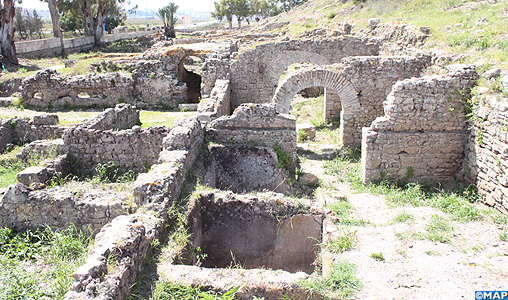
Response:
301,159,508,300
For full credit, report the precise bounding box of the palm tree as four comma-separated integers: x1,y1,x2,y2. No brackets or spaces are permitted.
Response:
156,3,179,38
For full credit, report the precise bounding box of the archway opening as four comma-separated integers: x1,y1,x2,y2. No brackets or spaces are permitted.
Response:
178,56,202,104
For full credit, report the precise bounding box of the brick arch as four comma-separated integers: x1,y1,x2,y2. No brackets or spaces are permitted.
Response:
271,67,361,148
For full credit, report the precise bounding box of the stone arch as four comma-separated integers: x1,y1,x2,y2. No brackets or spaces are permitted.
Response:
271,67,361,147
272,68,359,114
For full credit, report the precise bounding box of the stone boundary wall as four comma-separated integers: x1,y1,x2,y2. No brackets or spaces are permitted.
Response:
0,116,65,153
207,103,297,156
464,102,508,214
197,79,231,122
0,184,130,232
16,28,153,58
361,64,478,184
63,126,170,175
229,37,380,110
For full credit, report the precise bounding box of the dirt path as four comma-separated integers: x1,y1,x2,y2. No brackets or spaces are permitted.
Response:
301,159,508,299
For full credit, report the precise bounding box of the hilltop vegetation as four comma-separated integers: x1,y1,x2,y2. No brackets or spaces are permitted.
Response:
257,0,507,70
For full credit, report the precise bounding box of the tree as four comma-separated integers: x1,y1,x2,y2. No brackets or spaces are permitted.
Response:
233,0,249,28
277,0,306,13
156,3,178,38
58,0,135,44
60,9,84,35
0,0,18,64
212,0,233,30
42,0,61,37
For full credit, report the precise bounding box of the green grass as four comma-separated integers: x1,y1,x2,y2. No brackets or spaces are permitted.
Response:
150,281,239,300
499,229,508,242
393,210,415,223
424,250,441,256
0,226,92,299
422,214,454,243
0,146,27,188
139,111,197,128
301,260,362,299
326,201,368,226
325,226,357,253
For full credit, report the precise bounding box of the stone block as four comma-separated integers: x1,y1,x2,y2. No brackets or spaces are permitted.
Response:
16,166,48,186
296,124,316,141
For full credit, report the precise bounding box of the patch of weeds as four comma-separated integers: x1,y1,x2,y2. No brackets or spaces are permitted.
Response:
150,281,240,300
326,201,368,226
369,252,385,261
499,229,508,242
297,129,309,142
273,145,292,169
423,215,454,243
325,226,357,253
0,226,92,299
394,230,414,240
424,250,441,256
393,210,415,223
327,12,337,20
300,260,362,299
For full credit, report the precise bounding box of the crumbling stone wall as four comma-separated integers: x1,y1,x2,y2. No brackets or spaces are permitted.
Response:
361,64,477,184
273,55,429,148
0,115,65,153
77,104,139,131
134,116,205,207
63,126,170,175
463,100,508,214
0,184,130,232
207,103,296,155
197,79,231,122
21,70,136,109
229,37,380,109
200,41,237,97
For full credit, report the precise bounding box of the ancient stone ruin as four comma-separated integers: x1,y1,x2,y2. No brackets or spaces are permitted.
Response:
0,21,507,299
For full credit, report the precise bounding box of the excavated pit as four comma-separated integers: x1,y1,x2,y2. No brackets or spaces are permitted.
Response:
184,191,323,274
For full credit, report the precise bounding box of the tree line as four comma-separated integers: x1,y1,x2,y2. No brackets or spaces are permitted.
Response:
212,0,307,29
0,0,136,64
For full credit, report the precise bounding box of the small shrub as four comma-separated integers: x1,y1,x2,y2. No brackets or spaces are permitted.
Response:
327,12,336,20
499,230,508,242
297,129,309,142
369,252,385,261
273,145,292,169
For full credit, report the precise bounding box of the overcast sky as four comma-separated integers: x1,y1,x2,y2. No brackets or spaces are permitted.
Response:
20,0,216,13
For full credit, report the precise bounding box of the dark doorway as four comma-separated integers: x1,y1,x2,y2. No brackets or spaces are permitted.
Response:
178,56,202,104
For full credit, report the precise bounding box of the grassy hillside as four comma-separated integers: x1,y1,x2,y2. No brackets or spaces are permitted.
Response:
262,0,508,70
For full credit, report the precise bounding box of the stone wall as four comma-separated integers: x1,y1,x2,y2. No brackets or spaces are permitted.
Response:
0,184,130,232
67,117,205,300
0,116,65,153
21,70,136,109
229,36,380,109
63,126,170,175
200,41,237,97
272,55,429,148
361,64,478,184
197,79,231,122
16,28,153,58
77,104,139,131
463,98,508,214
207,103,297,156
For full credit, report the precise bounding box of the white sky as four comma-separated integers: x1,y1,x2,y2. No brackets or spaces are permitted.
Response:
20,0,216,13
